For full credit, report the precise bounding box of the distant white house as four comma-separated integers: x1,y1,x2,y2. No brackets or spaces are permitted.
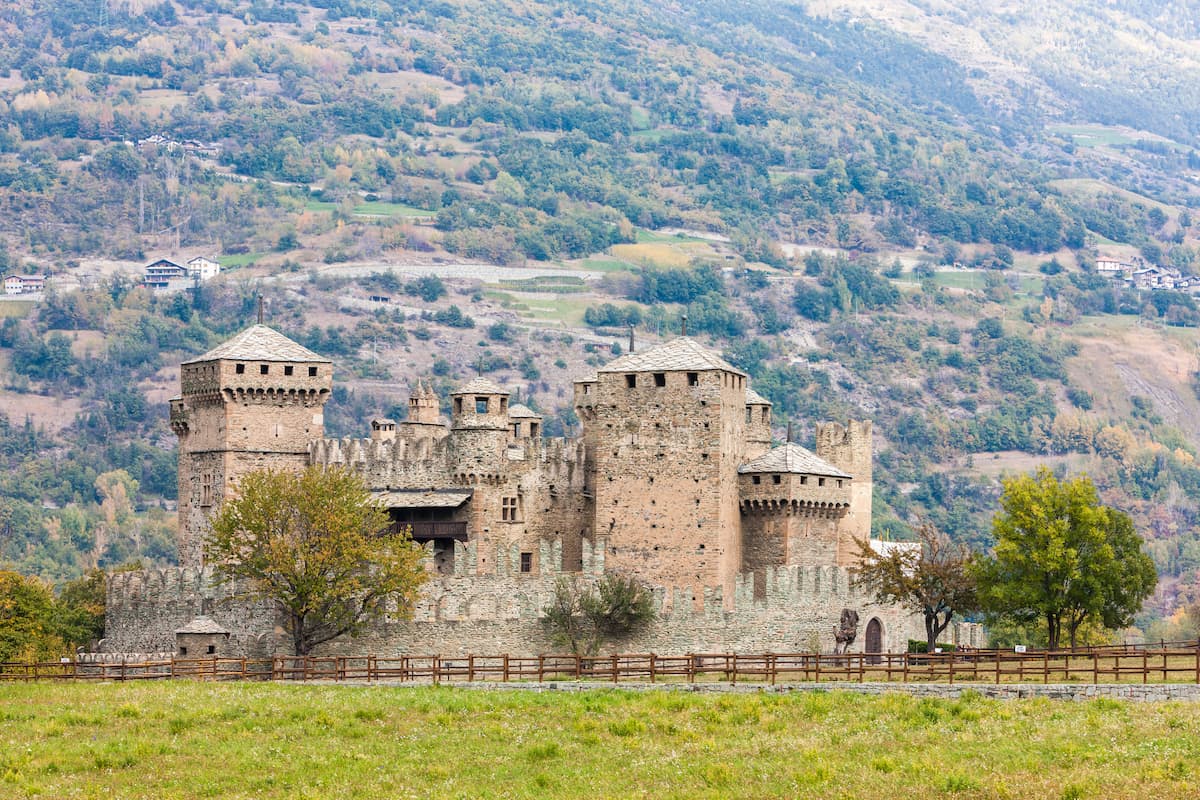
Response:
187,256,220,282
3,274,45,295
1095,257,1128,274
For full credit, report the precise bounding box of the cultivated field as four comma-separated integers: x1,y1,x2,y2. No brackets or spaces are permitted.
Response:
2,682,1198,799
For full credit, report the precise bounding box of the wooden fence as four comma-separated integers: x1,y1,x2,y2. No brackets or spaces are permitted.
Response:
4,641,1200,686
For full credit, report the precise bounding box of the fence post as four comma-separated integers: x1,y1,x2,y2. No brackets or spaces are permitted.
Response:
1143,650,1148,685
120,658,127,682
611,653,618,683
649,653,656,684
503,654,509,682
687,654,695,684
1043,651,1048,684
468,654,475,683
1093,651,1098,685
538,654,545,683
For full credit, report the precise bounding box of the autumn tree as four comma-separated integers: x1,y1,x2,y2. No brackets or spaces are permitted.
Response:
543,573,656,656
852,525,977,653
975,468,1157,650
205,467,427,656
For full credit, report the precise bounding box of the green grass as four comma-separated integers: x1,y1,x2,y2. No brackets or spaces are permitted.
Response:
303,200,434,218
218,252,265,268
1047,124,1139,147
633,227,706,244
3,682,1200,798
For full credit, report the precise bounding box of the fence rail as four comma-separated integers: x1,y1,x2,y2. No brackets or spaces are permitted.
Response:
5,641,1200,686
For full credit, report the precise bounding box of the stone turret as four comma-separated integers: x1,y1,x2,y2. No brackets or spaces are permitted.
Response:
172,324,332,569
399,379,447,441
815,420,873,565
744,387,772,460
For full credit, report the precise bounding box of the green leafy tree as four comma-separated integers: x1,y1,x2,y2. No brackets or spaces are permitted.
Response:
53,567,106,650
976,468,1156,649
0,569,65,662
543,574,656,656
205,467,428,655
852,524,977,654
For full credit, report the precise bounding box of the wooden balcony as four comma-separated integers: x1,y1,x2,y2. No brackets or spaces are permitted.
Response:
386,521,468,541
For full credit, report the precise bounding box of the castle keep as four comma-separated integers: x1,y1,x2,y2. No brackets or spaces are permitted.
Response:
105,325,982,657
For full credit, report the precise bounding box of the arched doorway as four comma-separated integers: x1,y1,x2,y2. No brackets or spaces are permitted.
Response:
865,618,883,664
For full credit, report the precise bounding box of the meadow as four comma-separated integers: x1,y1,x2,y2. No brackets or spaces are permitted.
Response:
1,682,1198,799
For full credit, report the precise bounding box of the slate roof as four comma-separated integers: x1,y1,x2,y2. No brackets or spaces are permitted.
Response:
599,337,746,376
454,377,509,395
738,443,851,478
507,403,542,419
573,371,599,384
373,489,473,508
183,324,327,364
175,616,230,635
745,387,771,405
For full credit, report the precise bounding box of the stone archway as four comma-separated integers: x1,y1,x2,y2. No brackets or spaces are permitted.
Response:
865,618,883,664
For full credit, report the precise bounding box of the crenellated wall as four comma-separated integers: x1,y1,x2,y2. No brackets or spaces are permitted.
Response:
104,538,984,658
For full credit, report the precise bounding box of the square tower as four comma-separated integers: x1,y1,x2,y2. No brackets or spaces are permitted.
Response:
586,338,749,602
170,325,332,569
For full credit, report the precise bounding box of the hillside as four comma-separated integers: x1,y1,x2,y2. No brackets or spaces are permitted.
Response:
2,0,1200,640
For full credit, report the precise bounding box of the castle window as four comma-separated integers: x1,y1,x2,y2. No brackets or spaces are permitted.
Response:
583,384,590,394
762,408,769,423
687,372,698,386
818,477,826,487
512,423,521,437
746,408,752,423
455,398,463,415
501,496,520,521
260,364,269,375
530,423,539,437
837,479,843,488
308,367,318,377
772,474,781,485
475,397,489,414
284,365,294,376
752,475,761,485
200,474,213,507
500,397,508,413
653,373,666,387
625,374,637,388
207,645,216,655
179,647,188,656
520,552,532,573
800,476,808,485
235,364,245,374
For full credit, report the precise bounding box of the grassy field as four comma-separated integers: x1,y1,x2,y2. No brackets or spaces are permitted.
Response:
303,200,434,218
2,682,1199,799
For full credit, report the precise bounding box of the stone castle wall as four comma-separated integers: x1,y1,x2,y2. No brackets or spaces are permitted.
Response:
104,538,984,658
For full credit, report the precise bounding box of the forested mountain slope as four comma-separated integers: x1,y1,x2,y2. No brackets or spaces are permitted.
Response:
2,0,1200,640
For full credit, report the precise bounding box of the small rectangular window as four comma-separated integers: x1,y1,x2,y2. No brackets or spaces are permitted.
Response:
475,397,489,414
752,475,761,485
206,645,216,655
818,477,826,487
308,366,318,377
284,365,294,376
762,408,769,422
512,423,521,437
530,423,539,437
626,374,637,388
235,364,245,374
501,496,519,521
746,408,752,423
583,384,591,394
800,476,808,485
687,372,698,386
772,474,781,485
500,397,508,412
260,364,269,375
180,646,188,656
653,373,666,387
454,398,463,415
520,552,532,573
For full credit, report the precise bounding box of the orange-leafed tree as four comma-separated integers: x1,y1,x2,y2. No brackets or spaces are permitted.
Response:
205,467,427,656
853,525,978,653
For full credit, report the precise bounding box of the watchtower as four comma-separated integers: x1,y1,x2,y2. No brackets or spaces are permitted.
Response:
586,338,749,602
169,324,332,569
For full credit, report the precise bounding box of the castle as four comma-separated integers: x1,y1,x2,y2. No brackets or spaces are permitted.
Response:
102,324,982,658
